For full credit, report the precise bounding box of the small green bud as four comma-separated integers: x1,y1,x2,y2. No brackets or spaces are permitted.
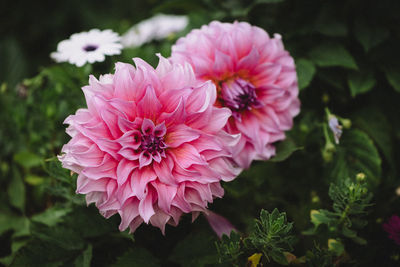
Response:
322,149,333,162
340,118,352,129
322,93,330,103
356,173,366,182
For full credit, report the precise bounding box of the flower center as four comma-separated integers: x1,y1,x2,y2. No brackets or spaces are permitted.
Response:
83,44,98,52
140,134,167,154
220,78,262,121
135,119,167,167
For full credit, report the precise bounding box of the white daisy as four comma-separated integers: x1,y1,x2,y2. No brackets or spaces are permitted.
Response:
121,14,189,48
51,29,123,67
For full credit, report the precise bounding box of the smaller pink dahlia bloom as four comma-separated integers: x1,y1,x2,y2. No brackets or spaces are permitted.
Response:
383,215,400,245
58,55,241,234
171,21,300,168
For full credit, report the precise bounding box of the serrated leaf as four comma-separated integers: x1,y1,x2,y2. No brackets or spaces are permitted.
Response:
31,205,72,227
270,138,302,162
384,66,400,93
13,151,43,169
309,43,357,70
354,18,389,52
331,129,381,187
348,70,376,97
296,58,316,90
10,239,76,267
7,168,25,211
31,223,85,251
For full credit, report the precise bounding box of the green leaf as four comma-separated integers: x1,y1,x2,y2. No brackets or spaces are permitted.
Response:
24,174,45,186
310,210,335,227
31,223,85,251
330,129,381,187
0,212,29,236
269,249,288,265
296,58,316,90
170,231,218,266
31,205,73,227
352,108,394,168
112,247,160,267
384,66,400,93
348,70,376,97
11,239,76,267
327,239,344,256
354,18,389,52
13,151,43,169
7,168,25,211
216,231,243,264
309,43,357,70
270,138,302,162
74,244,93,267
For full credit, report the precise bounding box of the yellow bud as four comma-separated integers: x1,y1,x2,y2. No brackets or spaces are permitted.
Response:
322,93,330,103
284,252,297,263
248,253,262,267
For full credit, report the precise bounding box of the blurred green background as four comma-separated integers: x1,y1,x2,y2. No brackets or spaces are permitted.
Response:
1,0,400,266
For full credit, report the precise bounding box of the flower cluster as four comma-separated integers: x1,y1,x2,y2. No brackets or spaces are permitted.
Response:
58,20,299,234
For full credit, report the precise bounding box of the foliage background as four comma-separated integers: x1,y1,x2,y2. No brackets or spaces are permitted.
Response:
1,0,400,266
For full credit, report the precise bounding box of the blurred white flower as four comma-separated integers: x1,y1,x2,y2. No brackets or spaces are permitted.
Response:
121,14,189,48
51,29,122,67
328,116,343,144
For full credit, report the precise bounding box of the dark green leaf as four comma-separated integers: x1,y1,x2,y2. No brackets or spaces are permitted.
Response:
270,138,302,162
296,58,316,90
348,70,376,97
331,129,381,187
309,43,357,70
11,239,76,267
31,205,72,227
74,244,92,267
384,66,400,93
170,231,218,266
7,168,25,211
354,18,389,52
31,223,85,251
112,247,160,267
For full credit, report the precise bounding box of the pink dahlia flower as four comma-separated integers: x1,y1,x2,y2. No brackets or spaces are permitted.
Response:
170,21,300,168
58,55,241,234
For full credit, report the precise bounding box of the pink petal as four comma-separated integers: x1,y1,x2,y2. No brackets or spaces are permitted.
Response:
116,158,138,185
139,190,155,223
165,124,201,148
204,211,236,238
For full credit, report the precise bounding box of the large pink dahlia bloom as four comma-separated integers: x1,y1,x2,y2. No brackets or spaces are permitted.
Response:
170,21,300,168
58,55,241,234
